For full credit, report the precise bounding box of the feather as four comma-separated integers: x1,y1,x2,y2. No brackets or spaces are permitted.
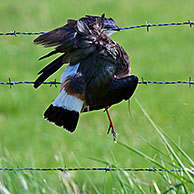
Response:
44,104,80,132
34,54,65,88
76,20,90,35
39,50,59,60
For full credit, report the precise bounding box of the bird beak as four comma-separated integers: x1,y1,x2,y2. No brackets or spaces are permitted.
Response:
113,25,120,31
102,25,120,37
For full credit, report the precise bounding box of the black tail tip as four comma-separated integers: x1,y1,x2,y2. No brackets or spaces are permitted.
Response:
44,105,79,132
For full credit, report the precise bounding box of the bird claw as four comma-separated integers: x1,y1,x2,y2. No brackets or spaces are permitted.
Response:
112,131,117,143
107,124,117,143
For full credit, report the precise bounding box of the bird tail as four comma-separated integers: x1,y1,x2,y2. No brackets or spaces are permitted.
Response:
44,89,84,132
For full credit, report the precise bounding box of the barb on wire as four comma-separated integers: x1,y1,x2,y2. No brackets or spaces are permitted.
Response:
0,167,193,173
0,20,193,36
0,77,194,87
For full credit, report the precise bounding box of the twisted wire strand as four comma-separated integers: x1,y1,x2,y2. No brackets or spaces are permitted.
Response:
0,31,46,36
0,20,193,36
118,20,194,31
0,78,193,88
0,167,192,172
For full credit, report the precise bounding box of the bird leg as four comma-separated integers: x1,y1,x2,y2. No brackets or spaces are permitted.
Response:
105,107,117,142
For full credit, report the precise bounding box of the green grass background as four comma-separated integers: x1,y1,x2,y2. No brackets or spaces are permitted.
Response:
0,0,194,193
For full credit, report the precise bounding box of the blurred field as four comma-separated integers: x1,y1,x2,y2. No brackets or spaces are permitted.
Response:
0,0,194,193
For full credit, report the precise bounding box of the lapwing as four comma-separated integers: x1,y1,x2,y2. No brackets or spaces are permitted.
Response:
34,14,138,140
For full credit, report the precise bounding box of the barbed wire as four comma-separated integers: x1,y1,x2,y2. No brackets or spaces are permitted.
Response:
0,167,193,173
118,20,194,32
0,31,46,36
0,78,60,88
0,20,193,36
0,77,193,88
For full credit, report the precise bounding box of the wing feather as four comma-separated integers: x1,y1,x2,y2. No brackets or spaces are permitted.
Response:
34,20,77,48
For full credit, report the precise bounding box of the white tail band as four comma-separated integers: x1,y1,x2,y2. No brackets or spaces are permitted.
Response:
52,90,83,113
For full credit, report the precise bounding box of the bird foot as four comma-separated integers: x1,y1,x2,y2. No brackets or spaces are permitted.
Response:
107,124,117,143
105,107,117,142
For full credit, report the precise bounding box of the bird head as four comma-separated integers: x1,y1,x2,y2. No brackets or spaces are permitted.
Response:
102,15,120,36
81,14,120,37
